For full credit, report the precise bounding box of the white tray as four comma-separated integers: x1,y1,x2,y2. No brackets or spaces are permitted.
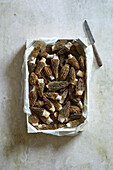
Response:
22,38,93,136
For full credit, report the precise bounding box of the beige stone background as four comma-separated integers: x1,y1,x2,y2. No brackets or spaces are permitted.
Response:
0,0,113,170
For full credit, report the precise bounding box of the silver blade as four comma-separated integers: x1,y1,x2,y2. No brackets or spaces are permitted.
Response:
84,20,95,44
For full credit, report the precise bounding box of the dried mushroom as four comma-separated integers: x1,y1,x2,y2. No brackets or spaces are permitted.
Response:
59,54,65,67
79,56,85,71
29,72,38,86
51,55,59,79
68,67,76,84
44,92,62,101
76,78,85,96
28,63,36,74
58,101,70,123
38,71,48,84
46,45,52,54
31,107,50,118
34,100,44,107
75,43,85,56
35,58,46,75
66,119,84,128
44,65,55,80
52,40,67,51
60,64,69,81
39,116,53,125
37,79,45,97
68,54,80,69
46,81,69,91
51,100,62,111
31,44,42,58
43,96,55,112
60,88,68,104
29,89,37,107
29,114,39,126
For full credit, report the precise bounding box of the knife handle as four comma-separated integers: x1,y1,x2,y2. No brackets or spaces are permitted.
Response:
92,44,102,67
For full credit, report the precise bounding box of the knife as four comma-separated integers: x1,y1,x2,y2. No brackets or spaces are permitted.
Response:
83,20,102,67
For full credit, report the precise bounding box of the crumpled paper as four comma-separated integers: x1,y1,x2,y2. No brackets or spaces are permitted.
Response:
22,38,93,136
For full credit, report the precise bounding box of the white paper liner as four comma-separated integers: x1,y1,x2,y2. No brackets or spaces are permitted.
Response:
22,38,93,136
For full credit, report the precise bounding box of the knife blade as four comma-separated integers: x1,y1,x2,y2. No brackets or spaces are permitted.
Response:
84,20,95,45
83,20,102,67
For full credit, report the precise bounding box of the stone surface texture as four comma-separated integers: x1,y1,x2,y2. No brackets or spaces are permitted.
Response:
0,0,113,170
